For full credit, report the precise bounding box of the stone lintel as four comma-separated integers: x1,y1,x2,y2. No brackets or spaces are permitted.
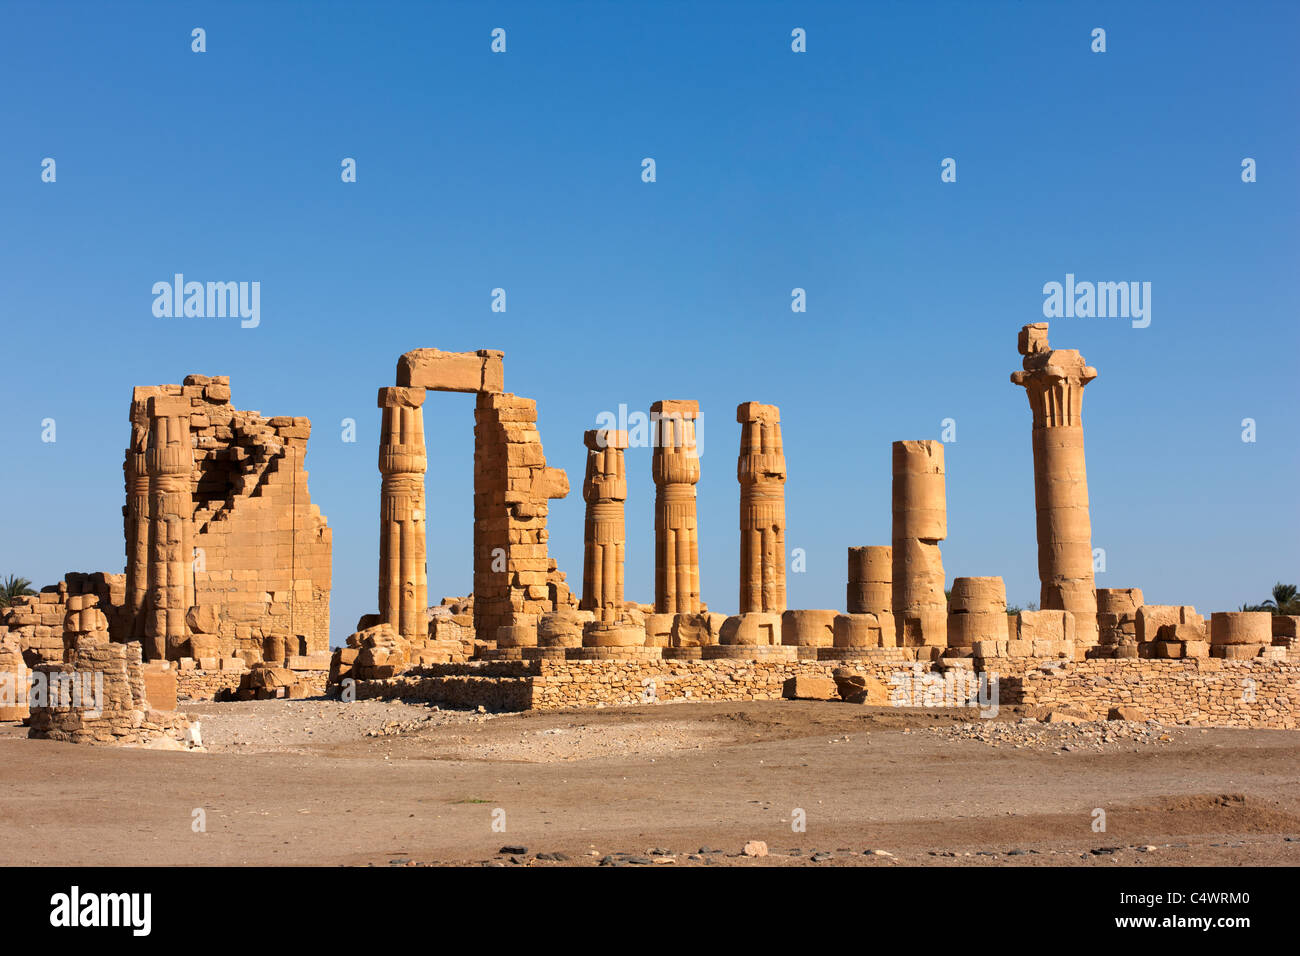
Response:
397,348,504,393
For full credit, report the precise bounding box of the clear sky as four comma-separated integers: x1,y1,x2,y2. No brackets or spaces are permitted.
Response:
2,1,1296,644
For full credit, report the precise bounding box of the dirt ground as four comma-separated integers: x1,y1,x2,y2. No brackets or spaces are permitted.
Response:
2,698,1297,867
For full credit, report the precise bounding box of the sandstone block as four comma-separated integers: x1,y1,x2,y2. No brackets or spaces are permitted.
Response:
781,676,838,701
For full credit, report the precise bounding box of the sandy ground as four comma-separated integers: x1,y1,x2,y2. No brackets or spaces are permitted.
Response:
1,698,1297,867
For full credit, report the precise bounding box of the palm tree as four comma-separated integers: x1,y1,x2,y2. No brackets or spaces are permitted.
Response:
1262,582,1299,615
0,575,36,608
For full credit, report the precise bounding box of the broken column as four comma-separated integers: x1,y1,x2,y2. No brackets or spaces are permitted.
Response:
652,400,702,614
891,440,947,647
947,577,1007,650
377,386,428,643
144,396,194,661
579,430,643,652
847,545,895,641
737,402,786,614
1011,322,1099,645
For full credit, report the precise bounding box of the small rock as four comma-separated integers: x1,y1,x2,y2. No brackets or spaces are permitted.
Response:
742,840,768,858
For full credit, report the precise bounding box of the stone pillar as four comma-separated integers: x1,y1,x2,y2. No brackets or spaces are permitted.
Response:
123,393,153,640
947,577,1007,649
848,546,894,642
737,402,786,614
377,386,428,643
652,400,701,614
1010,322,1099,645
144,396,194,662
891,440,946,647
581,429,628,624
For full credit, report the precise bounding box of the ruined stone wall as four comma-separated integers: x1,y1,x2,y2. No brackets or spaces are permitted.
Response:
27,640,191,746
347,656,1300,727
976,656,1300,729
0,573,127,666
161,375,331,658
472,391,573,640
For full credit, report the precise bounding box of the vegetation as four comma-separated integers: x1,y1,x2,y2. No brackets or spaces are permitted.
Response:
1240,582,1299,615
0,575,37,609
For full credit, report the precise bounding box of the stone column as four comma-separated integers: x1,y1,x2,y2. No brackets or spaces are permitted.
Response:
652,400,701,614
737,402,786,614
144,396,194,661
947,577,1007,649
891,440,946,647
581,429,628,624
1010,322,1099,645
124,393,153,640
377,386,428,643
848,545,894,644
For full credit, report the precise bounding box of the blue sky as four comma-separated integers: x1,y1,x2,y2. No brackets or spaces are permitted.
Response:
2,0,1296,643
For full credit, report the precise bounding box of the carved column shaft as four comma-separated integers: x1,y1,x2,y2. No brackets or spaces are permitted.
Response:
581,429,628,625
737,403,786,614
652,401,701,614
378,386,428,642
144,397,194,661
124,396,152,639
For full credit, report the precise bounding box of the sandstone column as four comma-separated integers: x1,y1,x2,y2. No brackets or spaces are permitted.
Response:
144,396,194,661
1010,322,1099,645
124,392,153,640
892,440,946,647
581,429,628,624
848,545,895,645
737,402,786,614
652,400,701,614
378,386,428,643
947,577,1007,649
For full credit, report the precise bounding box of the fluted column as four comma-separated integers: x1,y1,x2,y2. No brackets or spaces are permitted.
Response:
581,429,628,625
1010,322,1099,645
378,386,428,642
144,396,194,661
891,440,947,647
737,402,786,614
652,400,701,614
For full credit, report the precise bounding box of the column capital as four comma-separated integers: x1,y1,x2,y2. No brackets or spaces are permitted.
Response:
1011,324,1096,428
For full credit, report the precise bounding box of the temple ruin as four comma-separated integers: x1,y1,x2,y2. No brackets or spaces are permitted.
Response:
3,325,1297,738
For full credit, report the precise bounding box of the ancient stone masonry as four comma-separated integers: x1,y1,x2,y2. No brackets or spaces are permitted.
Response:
652,400,702,615
581,430,629,623
891,440,947,648
377,386,428,643
27,637,193,747
345,656,1300,729
1011,322,1099,646
144,395,195,661
947,577,1007,650
123,394,151,640
847,545,894,639
577,429,646,654
736,402,786,614
170,376,331,660
4,376,333,673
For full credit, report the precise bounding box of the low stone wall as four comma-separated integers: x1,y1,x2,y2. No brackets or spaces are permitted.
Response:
346,655,1300,728
351,657,911,712
980,656,1300,729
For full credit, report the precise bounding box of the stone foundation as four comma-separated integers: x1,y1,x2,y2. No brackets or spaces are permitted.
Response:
342,654,1300,727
